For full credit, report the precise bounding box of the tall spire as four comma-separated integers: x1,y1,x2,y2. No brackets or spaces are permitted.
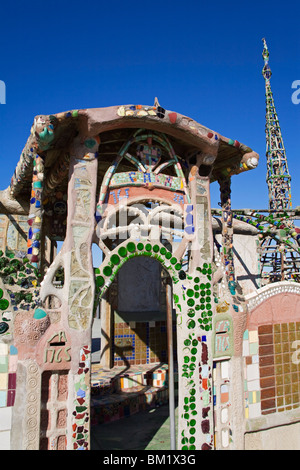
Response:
262,38,292,212
258,39,300,283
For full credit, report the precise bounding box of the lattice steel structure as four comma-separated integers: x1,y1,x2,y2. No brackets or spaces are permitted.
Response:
262,38,292,212
258,38,300,283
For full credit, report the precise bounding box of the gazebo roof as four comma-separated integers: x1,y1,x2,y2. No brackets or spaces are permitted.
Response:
5,103,259,208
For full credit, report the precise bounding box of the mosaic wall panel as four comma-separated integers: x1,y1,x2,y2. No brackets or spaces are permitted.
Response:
243,329,261,419
72,345,90,450
113,320,176,366
0,215,28,254
40,370,68,450
213,360,232,450
243,322,300,419
0,344,17,408
7,215,28,253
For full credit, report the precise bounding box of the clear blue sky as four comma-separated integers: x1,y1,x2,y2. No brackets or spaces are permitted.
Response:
0,0,299,211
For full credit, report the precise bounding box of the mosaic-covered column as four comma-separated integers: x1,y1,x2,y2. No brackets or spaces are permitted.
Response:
22,136,100,450
27,153,45,271
215,175,246,449
175,154,216,451
218,176,235,287
65,136,99,330
64,135,99,449
99,293,113,369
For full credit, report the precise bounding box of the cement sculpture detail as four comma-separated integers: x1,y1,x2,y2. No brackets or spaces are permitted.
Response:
0,41,299,451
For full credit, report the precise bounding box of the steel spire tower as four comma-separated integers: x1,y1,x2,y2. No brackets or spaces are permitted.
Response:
258,38,300,283
262,38,292,212
213,40,300,285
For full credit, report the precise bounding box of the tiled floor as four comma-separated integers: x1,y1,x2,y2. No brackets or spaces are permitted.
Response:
91,361,177,449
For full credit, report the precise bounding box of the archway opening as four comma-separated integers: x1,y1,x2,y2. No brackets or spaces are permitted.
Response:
90,255,178,450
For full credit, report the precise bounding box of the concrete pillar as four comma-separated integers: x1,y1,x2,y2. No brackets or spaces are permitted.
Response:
37,135,100,450
218,176,235,285
175,155,216,451
100,293,113,369
63,136,99,449
215,175,246,450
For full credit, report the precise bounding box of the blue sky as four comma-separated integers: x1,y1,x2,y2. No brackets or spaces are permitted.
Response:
0,0,299,211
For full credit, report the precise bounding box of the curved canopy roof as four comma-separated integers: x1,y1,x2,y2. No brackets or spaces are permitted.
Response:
4,103,259,212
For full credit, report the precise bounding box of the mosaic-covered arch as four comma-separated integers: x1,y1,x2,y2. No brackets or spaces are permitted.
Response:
90,126,219,449
95,239,182,299
0,102,261,451
94,235,216,450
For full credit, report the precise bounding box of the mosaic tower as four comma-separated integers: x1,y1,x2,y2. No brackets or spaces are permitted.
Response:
262,38,292,212
259,38,300,282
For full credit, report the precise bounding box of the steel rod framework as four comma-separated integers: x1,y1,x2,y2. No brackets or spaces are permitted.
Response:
258,39,300,283
262,38,292,212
